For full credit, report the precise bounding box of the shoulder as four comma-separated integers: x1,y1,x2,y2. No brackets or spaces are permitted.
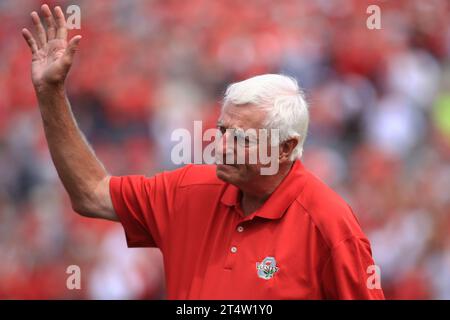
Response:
296,171,368,249
176,164,224,187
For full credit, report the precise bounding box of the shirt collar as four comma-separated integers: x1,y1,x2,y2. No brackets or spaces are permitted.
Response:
220,160,308,220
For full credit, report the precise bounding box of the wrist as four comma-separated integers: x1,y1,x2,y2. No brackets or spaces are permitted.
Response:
35,81,66,96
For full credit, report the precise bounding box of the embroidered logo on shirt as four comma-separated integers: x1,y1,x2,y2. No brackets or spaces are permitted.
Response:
256,256,280,280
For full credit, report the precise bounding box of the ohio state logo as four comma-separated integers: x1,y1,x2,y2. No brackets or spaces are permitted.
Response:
256,257,280,280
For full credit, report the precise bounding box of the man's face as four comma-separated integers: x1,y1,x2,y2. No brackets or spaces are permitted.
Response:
215,103,277,188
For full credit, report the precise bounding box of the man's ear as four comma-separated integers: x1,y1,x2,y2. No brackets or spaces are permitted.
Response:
279,138,299,162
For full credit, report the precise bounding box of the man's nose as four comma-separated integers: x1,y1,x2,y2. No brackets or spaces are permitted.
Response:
216,131,235,160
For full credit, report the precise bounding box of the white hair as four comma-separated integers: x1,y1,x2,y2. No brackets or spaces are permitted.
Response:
222,74,309,159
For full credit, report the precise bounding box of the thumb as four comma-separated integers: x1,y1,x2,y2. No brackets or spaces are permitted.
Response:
63,35,82,65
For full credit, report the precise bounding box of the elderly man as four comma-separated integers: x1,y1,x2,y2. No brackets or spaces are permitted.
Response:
22,4,384,299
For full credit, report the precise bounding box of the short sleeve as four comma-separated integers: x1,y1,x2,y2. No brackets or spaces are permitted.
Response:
321,237,385,300
109,165,190,249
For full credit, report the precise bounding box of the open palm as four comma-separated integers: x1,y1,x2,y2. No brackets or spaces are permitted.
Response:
22,4,81,89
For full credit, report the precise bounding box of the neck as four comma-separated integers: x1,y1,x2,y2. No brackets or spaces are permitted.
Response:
240,161,294,216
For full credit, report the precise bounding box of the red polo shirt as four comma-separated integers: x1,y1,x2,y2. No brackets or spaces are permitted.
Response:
109,160,385,299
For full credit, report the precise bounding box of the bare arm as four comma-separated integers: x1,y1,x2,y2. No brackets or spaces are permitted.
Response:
22,4,117,221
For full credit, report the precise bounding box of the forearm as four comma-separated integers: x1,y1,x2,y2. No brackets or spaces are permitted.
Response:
37,85,108,209
23,5,116,220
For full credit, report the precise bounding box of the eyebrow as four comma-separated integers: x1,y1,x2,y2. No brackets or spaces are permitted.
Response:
217,120,239,130
217,121,241,131
216,122,257,139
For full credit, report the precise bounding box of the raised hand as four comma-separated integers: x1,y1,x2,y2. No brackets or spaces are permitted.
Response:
22,4,81,91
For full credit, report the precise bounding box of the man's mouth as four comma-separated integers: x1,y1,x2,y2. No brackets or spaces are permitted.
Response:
218,163,238,168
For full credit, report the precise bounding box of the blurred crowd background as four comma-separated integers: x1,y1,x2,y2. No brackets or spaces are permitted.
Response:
0,0,449,299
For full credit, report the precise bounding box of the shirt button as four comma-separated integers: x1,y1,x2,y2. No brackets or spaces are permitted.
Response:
230,246,237,253
237,226,244,233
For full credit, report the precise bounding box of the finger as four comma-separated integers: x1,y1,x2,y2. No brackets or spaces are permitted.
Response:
30,11,46,48
53,6,67,40
21,28,38,54
41,4,57,41
63,35,82,65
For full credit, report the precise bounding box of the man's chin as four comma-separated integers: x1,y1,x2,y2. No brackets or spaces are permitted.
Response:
216,164,237,183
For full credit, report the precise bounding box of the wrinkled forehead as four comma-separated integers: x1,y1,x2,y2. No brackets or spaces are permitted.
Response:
219,103,268,130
